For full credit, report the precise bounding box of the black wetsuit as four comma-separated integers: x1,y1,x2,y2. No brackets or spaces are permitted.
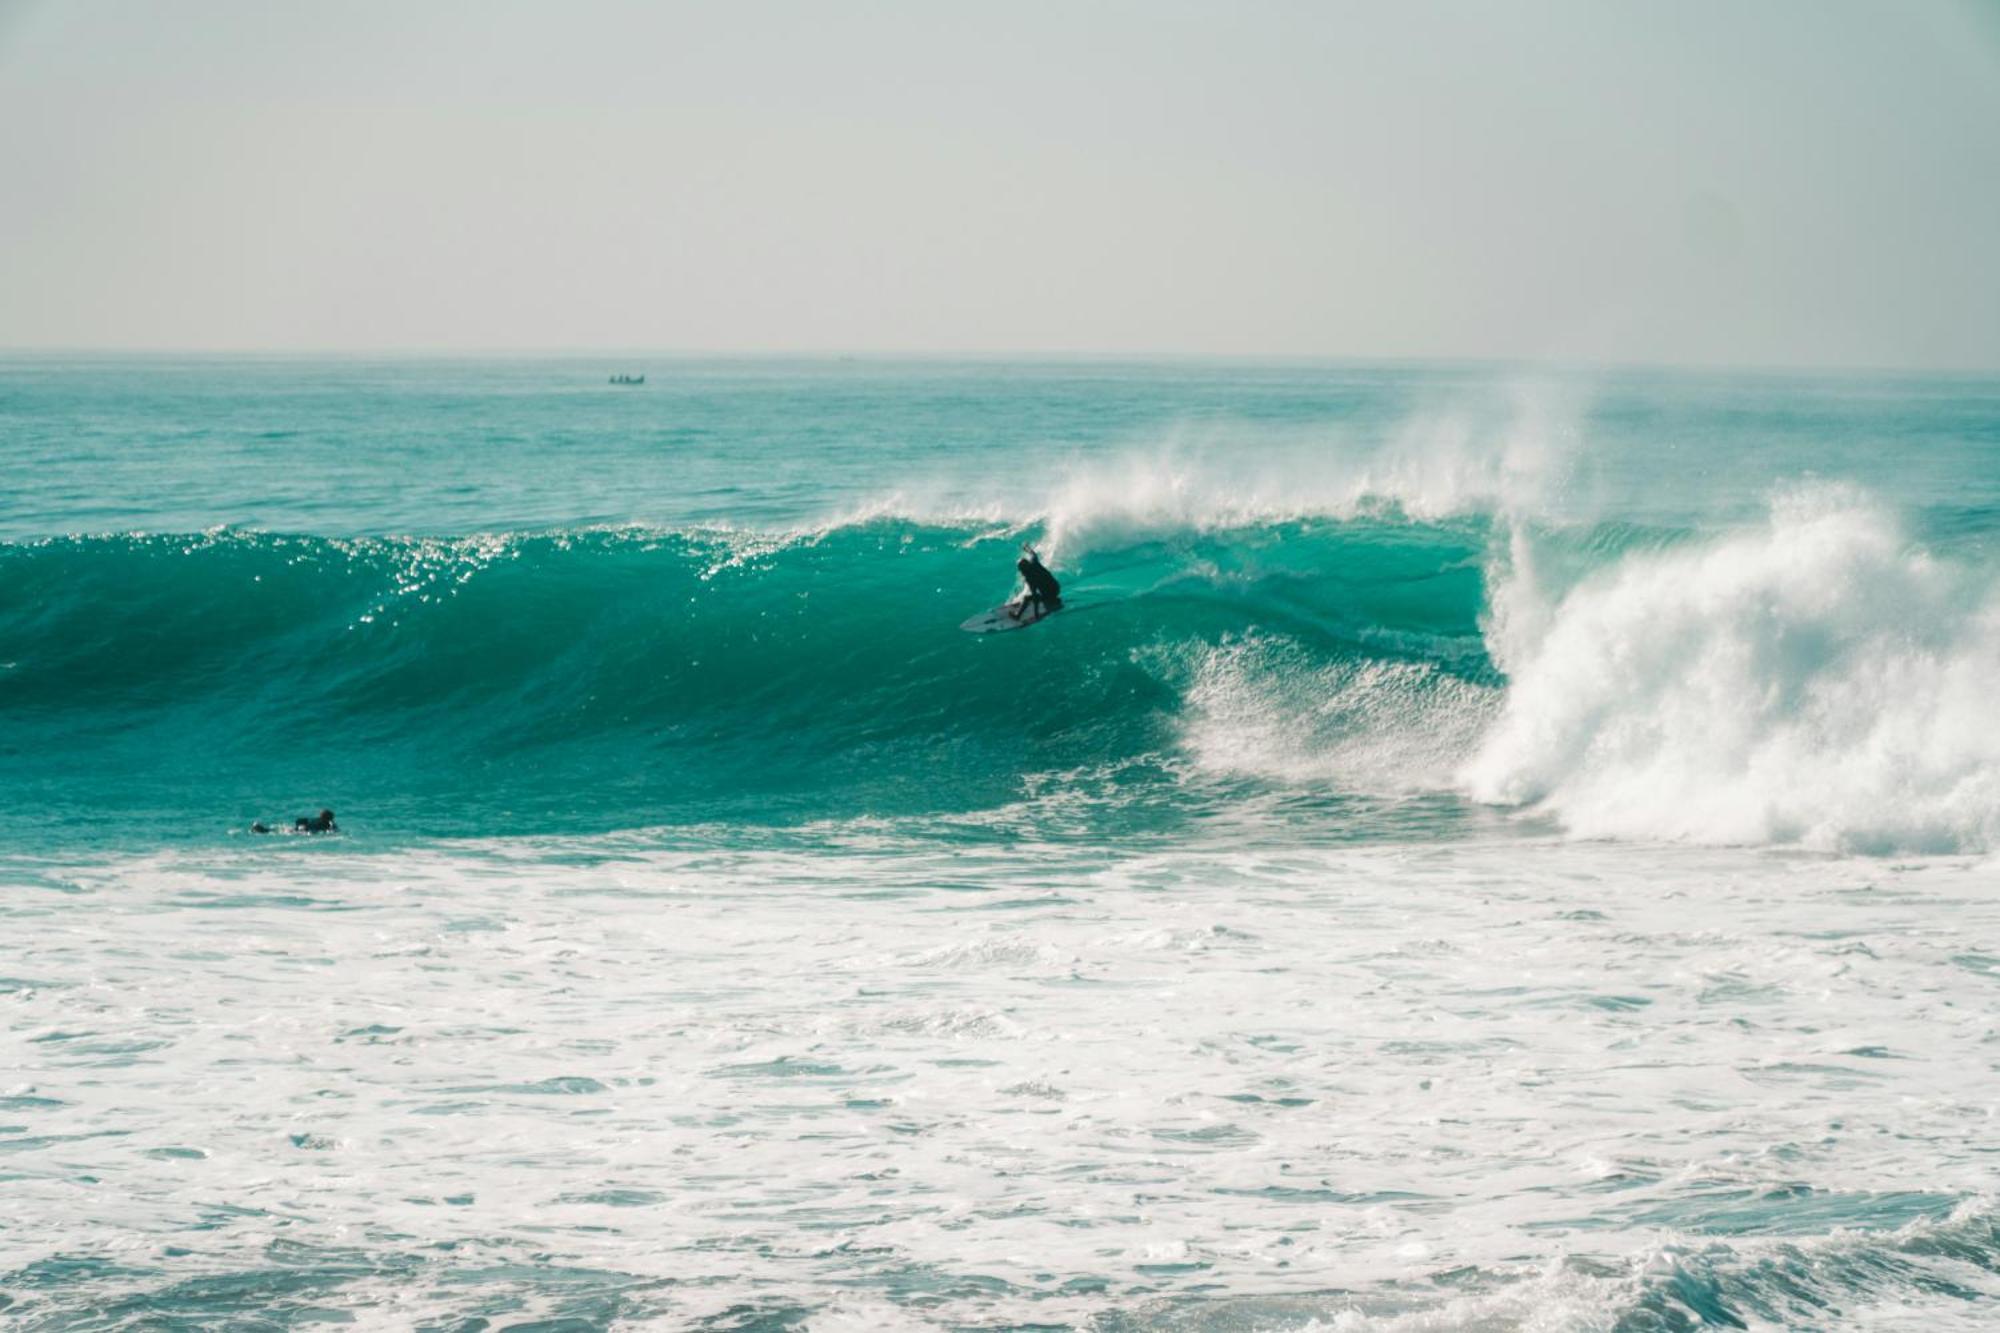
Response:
1015,554,1062,615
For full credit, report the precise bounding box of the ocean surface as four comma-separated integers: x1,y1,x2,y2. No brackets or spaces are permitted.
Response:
2,356,1997,1329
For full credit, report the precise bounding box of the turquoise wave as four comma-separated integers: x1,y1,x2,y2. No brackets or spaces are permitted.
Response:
0,516,1505,843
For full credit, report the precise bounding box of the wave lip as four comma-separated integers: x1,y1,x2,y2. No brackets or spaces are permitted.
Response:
1464,485,2000,853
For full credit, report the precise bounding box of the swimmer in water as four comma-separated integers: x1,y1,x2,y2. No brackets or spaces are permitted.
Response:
252,809,337,835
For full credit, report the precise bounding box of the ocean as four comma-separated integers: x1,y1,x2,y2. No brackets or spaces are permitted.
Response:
2,355,1996,1329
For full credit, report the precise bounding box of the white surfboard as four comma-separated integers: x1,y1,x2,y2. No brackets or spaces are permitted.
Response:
960,599,1062,633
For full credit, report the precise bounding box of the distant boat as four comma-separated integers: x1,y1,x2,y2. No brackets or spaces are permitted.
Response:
609,373,646,385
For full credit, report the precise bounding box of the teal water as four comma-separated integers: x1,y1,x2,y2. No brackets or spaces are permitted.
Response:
4,356,1997,851
3,357,1999,1329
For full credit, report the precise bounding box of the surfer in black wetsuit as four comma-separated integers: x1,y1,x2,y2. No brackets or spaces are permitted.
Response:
1009,547,1062,620
252,809,338,835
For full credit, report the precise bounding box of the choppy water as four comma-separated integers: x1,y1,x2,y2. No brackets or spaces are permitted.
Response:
2,357,1998,1328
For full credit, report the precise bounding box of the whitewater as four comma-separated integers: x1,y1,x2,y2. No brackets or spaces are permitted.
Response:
2,356,1997,1329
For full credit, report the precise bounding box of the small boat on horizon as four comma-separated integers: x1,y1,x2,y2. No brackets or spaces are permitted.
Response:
609,373,646,385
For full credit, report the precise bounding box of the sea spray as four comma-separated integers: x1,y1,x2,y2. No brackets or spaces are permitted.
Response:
1031,377,1587,562
1463,484,2000,851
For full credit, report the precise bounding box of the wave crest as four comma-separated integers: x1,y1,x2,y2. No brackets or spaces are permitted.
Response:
1465,485,2000,852
6,476,1996,853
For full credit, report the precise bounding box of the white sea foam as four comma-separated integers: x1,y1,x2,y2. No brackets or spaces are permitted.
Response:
3,835,1995,1327
1466,484,2000,852
1175,634,1498,793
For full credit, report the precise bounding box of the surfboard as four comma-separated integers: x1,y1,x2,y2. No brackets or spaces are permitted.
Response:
960,599,1062,633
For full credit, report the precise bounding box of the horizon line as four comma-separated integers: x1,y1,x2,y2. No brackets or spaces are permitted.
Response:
1,346,1996,380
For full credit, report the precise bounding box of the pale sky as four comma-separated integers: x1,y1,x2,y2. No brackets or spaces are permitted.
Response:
2,0,1997,368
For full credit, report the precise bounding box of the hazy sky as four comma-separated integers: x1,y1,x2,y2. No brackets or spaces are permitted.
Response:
2,0,1997,367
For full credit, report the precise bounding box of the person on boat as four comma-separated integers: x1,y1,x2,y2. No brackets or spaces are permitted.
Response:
1009,547,1062,620
252,809,338,835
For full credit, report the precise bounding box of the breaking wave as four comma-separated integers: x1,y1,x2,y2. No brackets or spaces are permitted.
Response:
1466,485,2000,853
2,477,1993,852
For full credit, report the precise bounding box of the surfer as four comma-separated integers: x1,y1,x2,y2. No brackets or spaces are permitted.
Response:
252,809,338,835
1008,547,1062,620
